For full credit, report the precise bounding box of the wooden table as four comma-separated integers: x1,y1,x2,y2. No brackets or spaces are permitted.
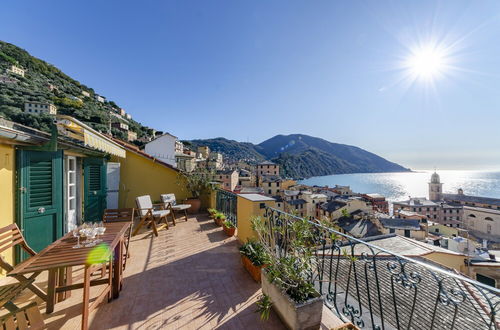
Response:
8,222,130,330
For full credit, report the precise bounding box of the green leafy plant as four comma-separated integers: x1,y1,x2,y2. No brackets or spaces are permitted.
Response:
178,169,214,199
208,208,217,215
215,212,226,220
223,220,235,228
239,239,270,267
251,215,317,304
256,294,273,321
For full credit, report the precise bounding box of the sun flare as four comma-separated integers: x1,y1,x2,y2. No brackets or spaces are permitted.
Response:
405,45,447,81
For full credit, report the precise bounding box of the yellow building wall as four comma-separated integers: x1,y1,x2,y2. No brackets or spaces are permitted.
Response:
421,252,466,273
111,151,189,208
0,143,15,274
236,195,275,244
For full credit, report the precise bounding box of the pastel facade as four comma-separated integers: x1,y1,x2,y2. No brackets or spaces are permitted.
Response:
256,161,279,176
110,139,188,208
144,133,178,167
463,206,500,242
24,102,57,115
9,65,25,77
215,169,239,191
0,116,125,272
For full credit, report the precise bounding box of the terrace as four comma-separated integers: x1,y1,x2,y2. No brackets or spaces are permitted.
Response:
1,189,499,329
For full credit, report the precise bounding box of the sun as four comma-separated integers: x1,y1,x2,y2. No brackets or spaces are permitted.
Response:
404,45,448,82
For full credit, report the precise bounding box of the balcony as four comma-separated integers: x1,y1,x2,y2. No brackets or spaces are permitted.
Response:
2,189,499,329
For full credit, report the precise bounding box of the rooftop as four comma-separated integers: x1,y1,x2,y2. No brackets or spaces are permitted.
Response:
379,218,422,230
319,200,347,212
286,198,307,205
350,234,464,257
444,193,500,207
393,197,437,207
239,193,275,202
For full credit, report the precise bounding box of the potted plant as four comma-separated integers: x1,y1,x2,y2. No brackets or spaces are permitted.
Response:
222,220,236,236
214,212,225,226
251,216,323,330
239,240,269,282
208,208,217,218
179,170,214,214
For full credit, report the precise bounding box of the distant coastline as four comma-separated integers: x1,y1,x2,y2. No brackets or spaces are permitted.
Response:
299,170,500,201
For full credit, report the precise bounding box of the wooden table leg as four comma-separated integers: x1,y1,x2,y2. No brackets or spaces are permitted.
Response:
112,238,123,299
66,267,72,299
82,265,91,330
46,269,58,314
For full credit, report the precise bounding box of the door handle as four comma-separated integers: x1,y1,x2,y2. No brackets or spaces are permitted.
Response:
38,207,46,214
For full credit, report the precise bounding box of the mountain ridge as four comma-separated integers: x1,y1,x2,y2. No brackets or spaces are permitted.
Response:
188,134,410,179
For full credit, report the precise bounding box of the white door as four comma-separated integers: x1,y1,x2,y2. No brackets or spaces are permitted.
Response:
107,162,120,209
66,156,77,231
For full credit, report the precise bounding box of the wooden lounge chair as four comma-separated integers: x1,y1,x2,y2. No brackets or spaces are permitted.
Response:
132,195,170,237
160,194,191,221
0,302,46,330
103,208,134,270
0,224,47,301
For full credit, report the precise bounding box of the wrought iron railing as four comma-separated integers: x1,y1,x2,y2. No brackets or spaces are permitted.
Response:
261,207,500,330
216,189,237,226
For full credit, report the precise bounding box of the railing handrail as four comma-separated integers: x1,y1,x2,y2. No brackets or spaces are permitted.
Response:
264,206,500,295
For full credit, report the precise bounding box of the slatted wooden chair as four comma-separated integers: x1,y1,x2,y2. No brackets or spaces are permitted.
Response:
0,279,36,313
160,193,191,222
0,224,46,302
132,195,170,237
102,208,134,270
0,302,46,330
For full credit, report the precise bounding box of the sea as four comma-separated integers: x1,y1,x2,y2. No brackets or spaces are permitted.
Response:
299,170,500,202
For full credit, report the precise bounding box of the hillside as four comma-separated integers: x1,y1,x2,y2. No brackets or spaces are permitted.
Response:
188,134,409,178
259,134,409,177
187,137,265,163
0,40,152,142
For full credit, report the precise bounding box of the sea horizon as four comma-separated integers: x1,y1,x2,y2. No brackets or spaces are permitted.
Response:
299,169,500,202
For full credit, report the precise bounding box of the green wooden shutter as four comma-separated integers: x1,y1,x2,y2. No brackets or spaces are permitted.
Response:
83,158,107,222
17,150,63,261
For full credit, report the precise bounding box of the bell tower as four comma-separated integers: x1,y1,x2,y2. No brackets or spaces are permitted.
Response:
428,171,443,201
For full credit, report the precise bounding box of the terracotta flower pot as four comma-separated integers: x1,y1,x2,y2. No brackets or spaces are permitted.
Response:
214,217,224,226
223,224,235,237
185,198,201,214
241,255,263,282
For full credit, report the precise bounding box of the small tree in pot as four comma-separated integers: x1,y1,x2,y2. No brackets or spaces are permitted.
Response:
251,215,323,330
178,169,214,214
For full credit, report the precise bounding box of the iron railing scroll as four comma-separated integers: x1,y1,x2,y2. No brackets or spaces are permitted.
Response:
261,206,500,330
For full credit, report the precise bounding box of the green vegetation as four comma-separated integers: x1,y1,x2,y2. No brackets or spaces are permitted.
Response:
239,239,270,266
0,40,148,142
222,220,235,228
255,294,272,321
252,216,317,304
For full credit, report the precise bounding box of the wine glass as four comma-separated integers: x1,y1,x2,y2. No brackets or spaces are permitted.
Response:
72,226,82,249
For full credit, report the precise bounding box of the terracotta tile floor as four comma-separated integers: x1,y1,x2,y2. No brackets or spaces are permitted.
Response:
3,214,344,329
2,214,287,329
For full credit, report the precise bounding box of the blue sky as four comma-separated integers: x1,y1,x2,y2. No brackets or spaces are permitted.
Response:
2,1,500,170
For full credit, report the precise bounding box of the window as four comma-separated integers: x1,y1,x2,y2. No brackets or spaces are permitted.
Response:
268,190,271,194
487,224,492,233
485,217,493,221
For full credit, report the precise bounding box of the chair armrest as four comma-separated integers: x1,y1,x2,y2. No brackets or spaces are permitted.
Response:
152,203,165,210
